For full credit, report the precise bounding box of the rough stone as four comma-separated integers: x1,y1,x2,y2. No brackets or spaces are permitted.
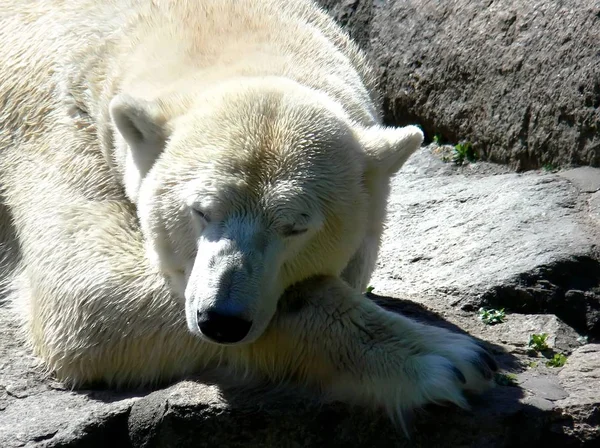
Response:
557,344,600,408
371,146,600,337
559,167,600,193
468,313,581,355
121,378,556,448
319,0,600,170
0,312,138,448
553,345,600,445
590,191,600,222
520,374,569,401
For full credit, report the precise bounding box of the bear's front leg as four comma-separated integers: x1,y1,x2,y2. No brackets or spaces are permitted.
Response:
226,276,497,420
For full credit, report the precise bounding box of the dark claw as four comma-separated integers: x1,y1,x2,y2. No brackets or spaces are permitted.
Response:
452,366,466,384
480,351,498,372
473,340,499,372
474,340,489,350
471,357,493,380
479,365,493,380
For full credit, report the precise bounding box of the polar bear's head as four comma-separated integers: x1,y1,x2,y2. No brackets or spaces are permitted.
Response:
109,78,422,345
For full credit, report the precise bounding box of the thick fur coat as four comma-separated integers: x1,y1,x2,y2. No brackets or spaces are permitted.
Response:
0,0,496,421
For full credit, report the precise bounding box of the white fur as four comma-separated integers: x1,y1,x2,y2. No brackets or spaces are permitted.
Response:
0,0,494,423
109,94,171,202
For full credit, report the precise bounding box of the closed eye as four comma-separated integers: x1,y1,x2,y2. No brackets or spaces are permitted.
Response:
281,226,308,237
192,208,211,223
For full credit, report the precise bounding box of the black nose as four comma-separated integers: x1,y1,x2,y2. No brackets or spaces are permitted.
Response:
197,310,253,344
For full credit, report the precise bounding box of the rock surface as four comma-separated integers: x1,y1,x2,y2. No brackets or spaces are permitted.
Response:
1,147,599,447
373,146,600,337
319,0,600,170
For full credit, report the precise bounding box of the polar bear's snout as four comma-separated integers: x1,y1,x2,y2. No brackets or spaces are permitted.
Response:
195,254,258,344
196,309,253,344
184,229,280,345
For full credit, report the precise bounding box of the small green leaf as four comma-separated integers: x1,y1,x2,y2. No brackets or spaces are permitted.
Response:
452,141,478,166
495,372,519,387
546,353,567,368
528,333,549,352
478,307,506,325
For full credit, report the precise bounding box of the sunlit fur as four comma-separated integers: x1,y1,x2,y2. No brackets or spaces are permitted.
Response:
0,0,494,424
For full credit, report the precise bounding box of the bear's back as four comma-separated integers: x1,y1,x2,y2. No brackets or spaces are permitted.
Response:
0,0,377,145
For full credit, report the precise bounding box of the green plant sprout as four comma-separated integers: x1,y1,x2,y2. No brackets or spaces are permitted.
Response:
495,372,518,387
528,333,549,352
546,353,567,367
453,142,478,166
478,307,506,325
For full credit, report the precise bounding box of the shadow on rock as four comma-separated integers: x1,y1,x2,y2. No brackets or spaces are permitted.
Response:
369,292,523,373
125,370,529,448
123,291,527,448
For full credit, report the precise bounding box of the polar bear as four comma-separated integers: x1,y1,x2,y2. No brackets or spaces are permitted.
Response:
0,0,496,421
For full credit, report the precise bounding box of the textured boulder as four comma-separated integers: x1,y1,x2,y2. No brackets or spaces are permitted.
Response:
319,0,600,170
373,146,600,337
2,148,599,447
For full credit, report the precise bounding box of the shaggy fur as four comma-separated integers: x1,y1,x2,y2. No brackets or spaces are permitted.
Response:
0,0,496,420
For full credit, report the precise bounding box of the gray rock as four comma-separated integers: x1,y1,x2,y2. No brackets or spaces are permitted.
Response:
559,167,600,193
590,191,600,222
553,344,600,445
372,146,600,337
520,374,569,401
468,313,581,355
0,311,138,448
557,344,600,407
121,378,558,448
319,0,600,170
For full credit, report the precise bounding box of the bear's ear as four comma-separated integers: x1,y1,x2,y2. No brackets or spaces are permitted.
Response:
109,94,170,201
357,124,424,176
